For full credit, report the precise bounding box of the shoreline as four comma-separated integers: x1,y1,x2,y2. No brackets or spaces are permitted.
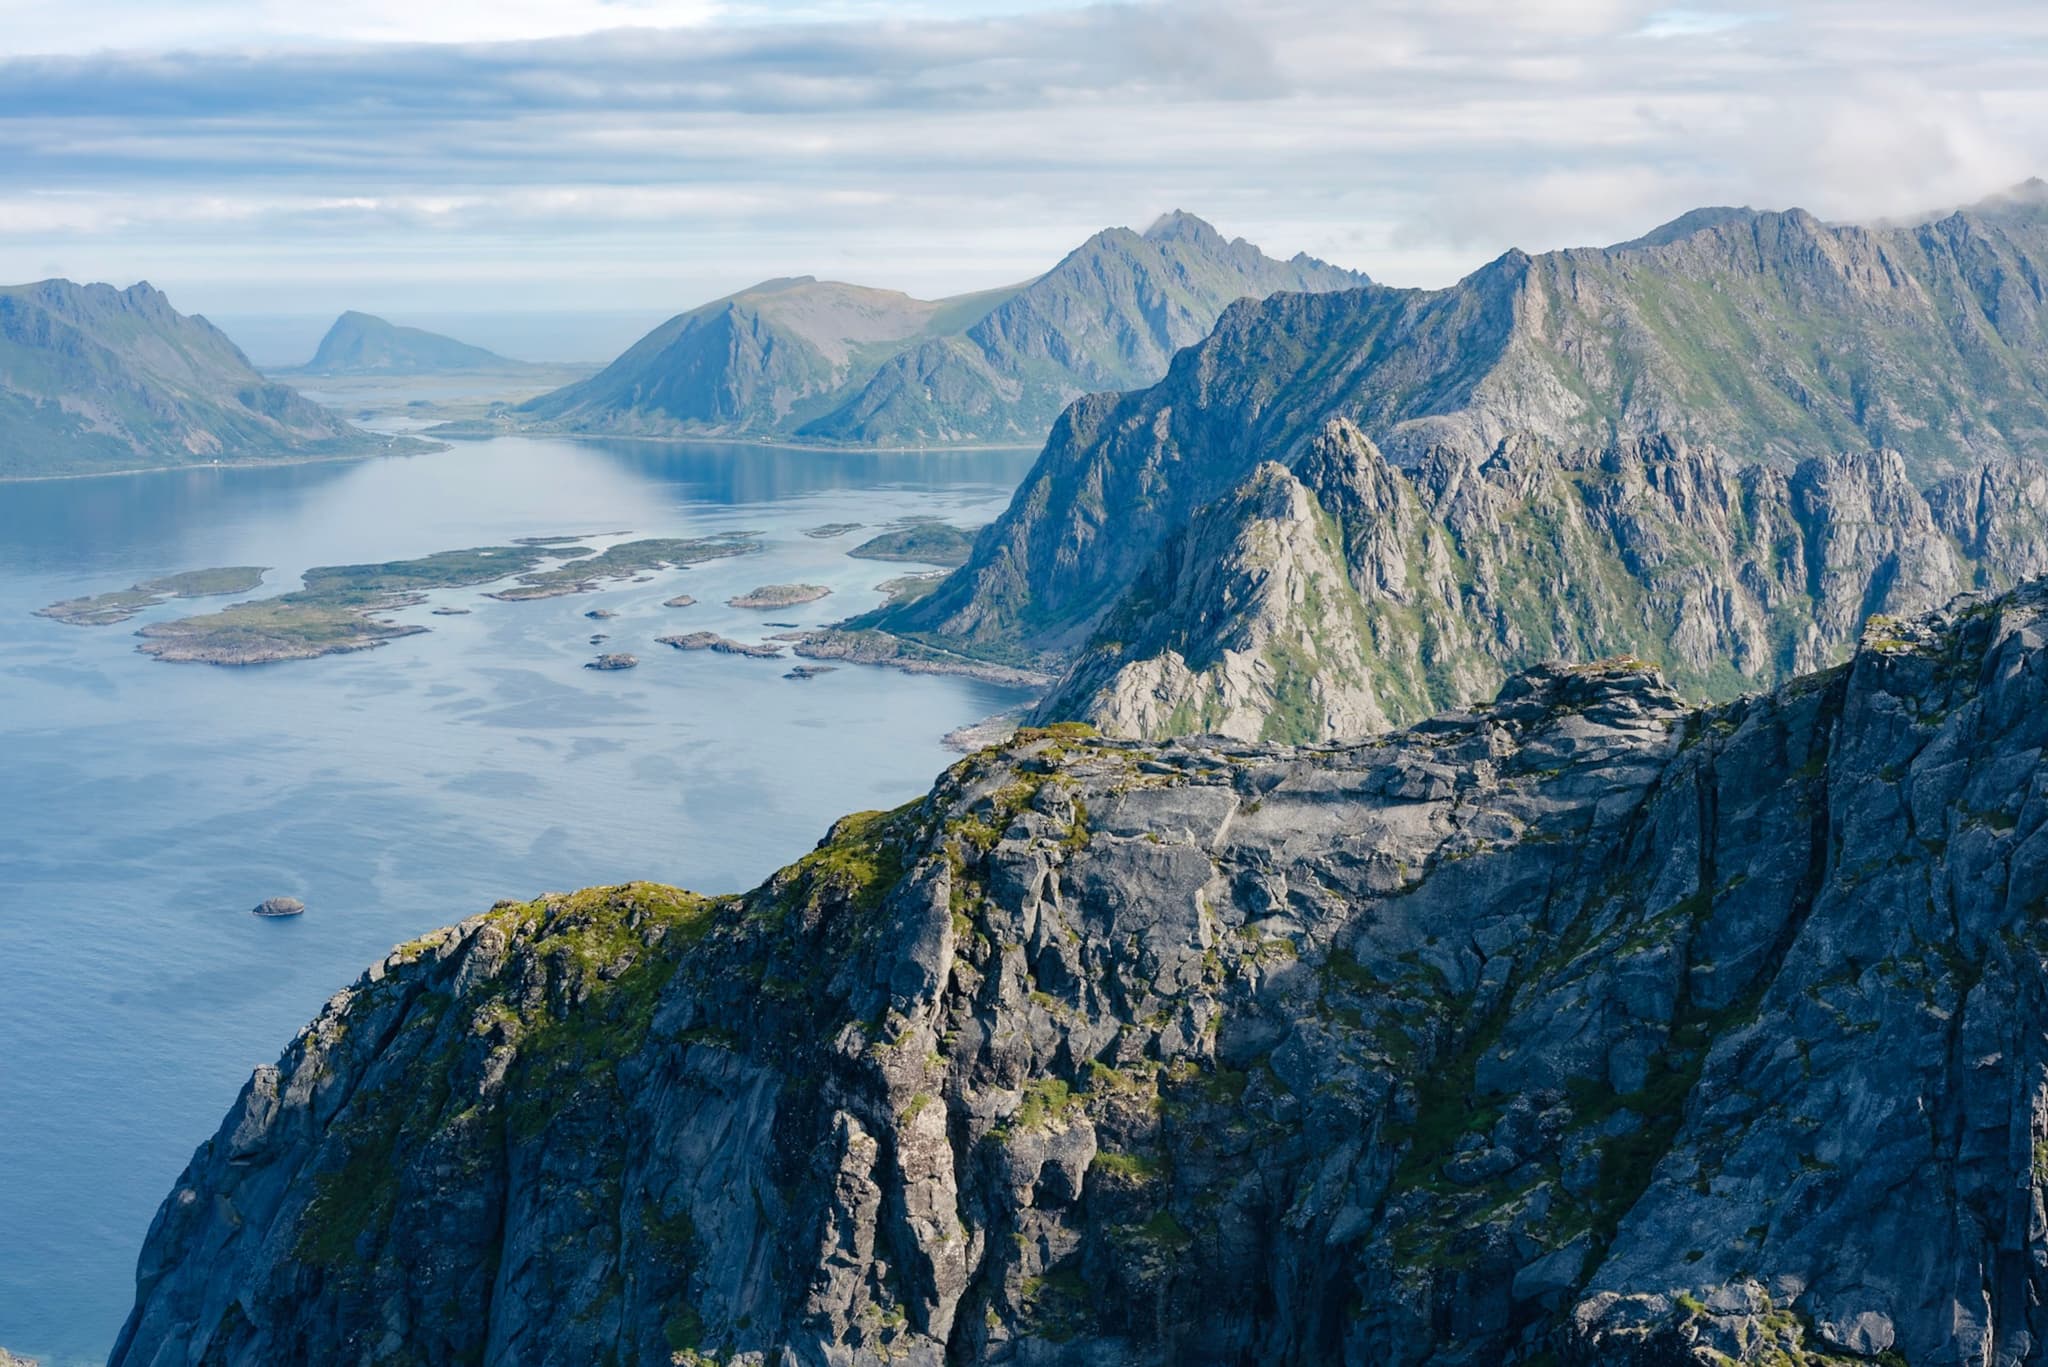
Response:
436,425,1045,456
0,440,444,486
0,430,1040,485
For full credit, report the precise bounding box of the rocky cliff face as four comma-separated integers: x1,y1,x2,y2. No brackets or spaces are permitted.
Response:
0,279,375,478
1035,419,2048,742
115,576,2048,1366
874,186,2048,663
521,216,1364,447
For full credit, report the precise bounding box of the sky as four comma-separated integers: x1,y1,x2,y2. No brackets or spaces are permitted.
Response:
2,0,2046,331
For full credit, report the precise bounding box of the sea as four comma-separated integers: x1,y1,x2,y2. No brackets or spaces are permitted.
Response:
0,427,1039,1364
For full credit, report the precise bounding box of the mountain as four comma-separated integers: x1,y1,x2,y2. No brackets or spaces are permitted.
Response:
299,311,525,374
517,276,1014,437
870,184,2048,669
796,212,1368,445
113,577,2048,1366
517,214,1367,444
1033,419,2048,742
0,280,382,478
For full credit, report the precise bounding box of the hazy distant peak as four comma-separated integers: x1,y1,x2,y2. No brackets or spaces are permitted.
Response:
304,310,518,374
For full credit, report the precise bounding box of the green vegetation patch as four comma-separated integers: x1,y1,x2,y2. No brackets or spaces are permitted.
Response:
37,565,269,625
487,535,758,601
847,521,980,567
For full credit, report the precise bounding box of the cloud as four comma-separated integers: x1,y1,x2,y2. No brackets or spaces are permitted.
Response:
0,0,2042,314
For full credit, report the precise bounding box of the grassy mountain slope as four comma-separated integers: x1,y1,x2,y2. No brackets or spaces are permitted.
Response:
0,280,383,479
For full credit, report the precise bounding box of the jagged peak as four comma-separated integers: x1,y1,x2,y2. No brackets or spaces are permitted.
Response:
1142,209,1225,246
1457,247,1536,292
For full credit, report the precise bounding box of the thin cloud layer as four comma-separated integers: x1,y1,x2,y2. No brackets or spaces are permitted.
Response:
0,0,2042,316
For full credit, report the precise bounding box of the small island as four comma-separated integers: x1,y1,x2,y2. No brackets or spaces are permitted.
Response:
847,521,979,567
663,594,697,608
38,566,270,626
784,664,838,680
486,535,757,601
804,522,863,539
92,536,765,667
585,653,639,670
133,544,578,665
658,632,784,659
584,608,617,620
252,896,306,918
727,583,832,609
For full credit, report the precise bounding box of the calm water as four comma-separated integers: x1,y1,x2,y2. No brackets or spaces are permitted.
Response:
0,435,1038,1365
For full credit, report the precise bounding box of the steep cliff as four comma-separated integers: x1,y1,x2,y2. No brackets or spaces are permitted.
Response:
873,185,2048,663
116,576,2048,1366
0,280,380,478
1036,419,2048,742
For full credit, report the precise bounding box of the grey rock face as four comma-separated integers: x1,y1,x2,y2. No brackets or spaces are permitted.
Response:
1032,455,1393,743
1037,418,2048,742
875,187,2048,663
115,579,2048,1366
251,897,306,918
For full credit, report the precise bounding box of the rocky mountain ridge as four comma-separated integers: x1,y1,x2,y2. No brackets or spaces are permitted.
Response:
518,214,1367,445
0,279,387,478
1033,418,2048,742
114,575,2048,1366
871,185,2048,666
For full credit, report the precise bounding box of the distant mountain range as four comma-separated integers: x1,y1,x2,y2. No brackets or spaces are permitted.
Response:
0,281,392,479
867,182,2048,736
293,311,531,375
518,212,1368,446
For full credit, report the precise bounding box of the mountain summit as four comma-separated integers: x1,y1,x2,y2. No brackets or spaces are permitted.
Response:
301,311,525,375
519,213,1368,446
0,280,381,478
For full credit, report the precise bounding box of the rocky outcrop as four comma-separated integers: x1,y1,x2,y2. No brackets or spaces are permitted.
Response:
1037,418,2048,741
114,576,2048,1366
874,185,2048,662
1036,458,1392,743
